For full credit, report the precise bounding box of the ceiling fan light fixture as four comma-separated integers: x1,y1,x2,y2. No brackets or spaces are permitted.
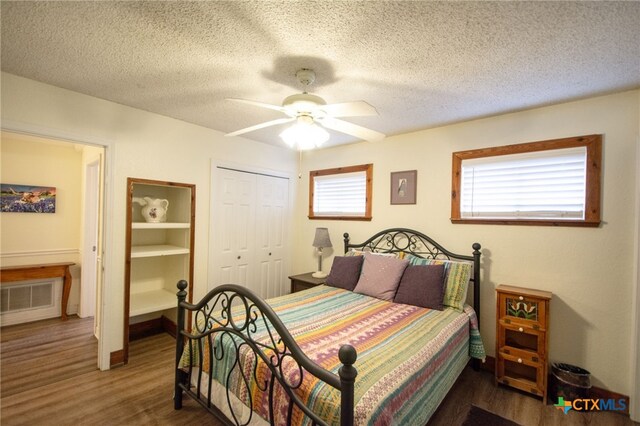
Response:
279,120,329,150
227,68,384,144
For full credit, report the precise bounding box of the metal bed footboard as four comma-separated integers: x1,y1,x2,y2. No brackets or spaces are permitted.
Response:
174,281,357,426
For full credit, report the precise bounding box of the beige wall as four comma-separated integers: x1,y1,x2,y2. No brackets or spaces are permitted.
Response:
2,71,638,400
0,134,83,313
1,72,298,368
294,90,640,396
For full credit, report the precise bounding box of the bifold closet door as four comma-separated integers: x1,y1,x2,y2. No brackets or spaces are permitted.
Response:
255,175,288,298
213,168,289,298
215,168,258,294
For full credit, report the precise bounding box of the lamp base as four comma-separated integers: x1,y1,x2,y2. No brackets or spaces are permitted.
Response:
312,271,328,279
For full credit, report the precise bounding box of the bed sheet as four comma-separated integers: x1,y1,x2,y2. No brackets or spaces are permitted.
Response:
181,285,485,425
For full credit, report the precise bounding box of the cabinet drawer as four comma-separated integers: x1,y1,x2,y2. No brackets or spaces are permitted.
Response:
498,348,541,367
499,345,543,364
497,352,545,396
498,292,547,330
498,322,546,358
292,281,317,293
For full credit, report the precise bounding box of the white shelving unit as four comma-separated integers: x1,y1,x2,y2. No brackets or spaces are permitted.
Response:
130,245,191,258
124,178,195,362
129,289,177,317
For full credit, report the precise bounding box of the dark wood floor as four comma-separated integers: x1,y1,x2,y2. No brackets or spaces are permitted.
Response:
1,316,637,426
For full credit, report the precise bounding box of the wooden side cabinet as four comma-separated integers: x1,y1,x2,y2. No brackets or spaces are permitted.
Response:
289,273,325,293
495,284,552,403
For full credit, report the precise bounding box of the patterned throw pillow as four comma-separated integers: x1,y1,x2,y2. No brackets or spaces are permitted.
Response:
405,254,472,311
353,252,409,301
394,264,446,310
325,255,364,291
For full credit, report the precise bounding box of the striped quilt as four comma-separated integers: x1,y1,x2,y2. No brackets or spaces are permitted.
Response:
181,285,485,425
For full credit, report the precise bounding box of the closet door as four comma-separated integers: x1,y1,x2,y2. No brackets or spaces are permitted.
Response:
215,168,257,292
255,175,288,298
211,167,290,298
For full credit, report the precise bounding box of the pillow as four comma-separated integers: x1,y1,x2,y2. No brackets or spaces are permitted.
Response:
325,255,364,291
394,264,446,310
353,252,409,301
405,254,472,311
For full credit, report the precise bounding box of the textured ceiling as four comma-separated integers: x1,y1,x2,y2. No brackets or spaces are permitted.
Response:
2,1,639,149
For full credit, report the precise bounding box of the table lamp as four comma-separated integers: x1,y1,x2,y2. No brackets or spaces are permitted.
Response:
311,227,332,278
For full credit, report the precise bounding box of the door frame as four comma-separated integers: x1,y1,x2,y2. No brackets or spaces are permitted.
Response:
631,132,640,421
208,159,295,296
1,120,114,371
80,158,101,320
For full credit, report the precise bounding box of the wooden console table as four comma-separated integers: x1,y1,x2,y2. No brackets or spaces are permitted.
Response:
1,262,75,320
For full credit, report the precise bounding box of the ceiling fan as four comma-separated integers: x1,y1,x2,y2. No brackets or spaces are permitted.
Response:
225,69,385,149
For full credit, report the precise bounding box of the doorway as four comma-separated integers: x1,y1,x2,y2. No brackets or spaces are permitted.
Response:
80,158,101,338
0,131,105,363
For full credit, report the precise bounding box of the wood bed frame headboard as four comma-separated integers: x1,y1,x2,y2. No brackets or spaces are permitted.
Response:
343,227,482,327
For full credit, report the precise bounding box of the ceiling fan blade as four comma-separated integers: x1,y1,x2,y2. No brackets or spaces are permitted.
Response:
320,117,385,142
321,101,379,117
226,98,287,113
225,118,294,137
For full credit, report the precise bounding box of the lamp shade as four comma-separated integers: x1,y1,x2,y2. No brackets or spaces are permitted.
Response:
312,227,332,248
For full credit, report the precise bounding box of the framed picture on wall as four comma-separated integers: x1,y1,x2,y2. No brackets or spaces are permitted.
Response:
390,170,417,205
0,183,56,213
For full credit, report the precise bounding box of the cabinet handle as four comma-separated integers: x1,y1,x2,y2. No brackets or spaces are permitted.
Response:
519,296,524,301
269,252,272,256
237,256,241,259
518,358,523,363
518,327,524,332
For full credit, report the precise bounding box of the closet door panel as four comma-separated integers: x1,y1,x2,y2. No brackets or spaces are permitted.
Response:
256,175,288,298
211,167,289,297
213,169,256,288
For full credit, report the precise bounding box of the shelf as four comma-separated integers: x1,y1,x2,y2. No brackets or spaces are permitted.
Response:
130,288,176,316
132,222,190,229
131,245,190,258
126,177,195,359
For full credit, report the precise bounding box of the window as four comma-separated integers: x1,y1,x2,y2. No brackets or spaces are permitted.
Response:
309,164,373,220
451,135,601,227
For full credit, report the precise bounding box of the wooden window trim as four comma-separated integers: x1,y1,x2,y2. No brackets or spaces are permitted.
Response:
309,163,373,221
451,135,602,227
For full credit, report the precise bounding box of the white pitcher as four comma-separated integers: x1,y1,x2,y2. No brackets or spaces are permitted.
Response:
140,197,169,223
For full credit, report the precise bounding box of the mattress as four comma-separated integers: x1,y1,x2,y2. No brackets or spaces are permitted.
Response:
180,285,485,425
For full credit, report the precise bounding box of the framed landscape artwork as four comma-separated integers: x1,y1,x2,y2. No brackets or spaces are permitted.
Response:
390,170,417,205
1,184,56,213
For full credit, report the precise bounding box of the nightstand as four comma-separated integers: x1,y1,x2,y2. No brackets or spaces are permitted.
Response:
496,285,552,403
289,273,325,293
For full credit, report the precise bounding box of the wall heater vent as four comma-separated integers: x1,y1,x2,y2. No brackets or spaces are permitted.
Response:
0,280,61,326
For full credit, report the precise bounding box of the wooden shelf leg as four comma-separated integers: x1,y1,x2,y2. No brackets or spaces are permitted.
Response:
61,266,72,320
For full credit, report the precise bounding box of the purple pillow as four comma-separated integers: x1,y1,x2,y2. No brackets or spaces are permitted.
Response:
394,264,446,310
325,255,364,291
353,252,409,301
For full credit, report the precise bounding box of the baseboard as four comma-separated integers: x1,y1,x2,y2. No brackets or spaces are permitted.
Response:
129,317,164,341
481,355,496,374
161,315,177,338
129,315,176,341
110,349,124,368
482,355,629,414
589,386,630,416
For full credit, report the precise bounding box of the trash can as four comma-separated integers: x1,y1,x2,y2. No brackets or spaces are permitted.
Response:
550,363,591,402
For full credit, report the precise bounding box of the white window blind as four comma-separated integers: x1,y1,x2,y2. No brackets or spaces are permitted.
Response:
313,171,366,216
460,147,587,220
